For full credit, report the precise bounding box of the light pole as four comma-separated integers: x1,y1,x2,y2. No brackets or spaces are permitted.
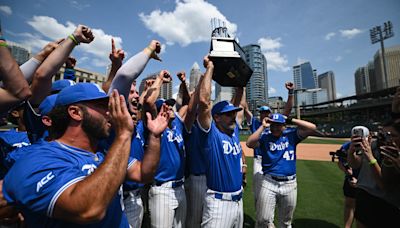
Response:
370,21,394,89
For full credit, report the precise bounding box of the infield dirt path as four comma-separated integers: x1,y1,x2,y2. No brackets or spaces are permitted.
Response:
241,142,340,161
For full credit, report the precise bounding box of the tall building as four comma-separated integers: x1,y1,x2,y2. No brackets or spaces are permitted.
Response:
139,73,173,99
372,45,400,91
354,63,373,95
54,66,106,86
189,62,202,92
313,69,318,88
293,62,316,90
7,41,31,65
318,71,336,101
242,44,268,113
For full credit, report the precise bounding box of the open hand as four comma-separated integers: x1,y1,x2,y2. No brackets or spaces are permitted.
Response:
108,90,133,136
146,104,170,137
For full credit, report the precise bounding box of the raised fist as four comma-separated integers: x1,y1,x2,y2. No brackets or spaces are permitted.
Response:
73,25,95,44
285,82,295,90
146,40,162,61
159,70,172,83
177,71,186,82
203,55,213,69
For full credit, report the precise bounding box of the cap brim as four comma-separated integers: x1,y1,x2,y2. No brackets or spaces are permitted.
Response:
219,106,243,114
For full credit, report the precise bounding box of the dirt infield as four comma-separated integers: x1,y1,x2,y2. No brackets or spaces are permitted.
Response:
241,142,340,161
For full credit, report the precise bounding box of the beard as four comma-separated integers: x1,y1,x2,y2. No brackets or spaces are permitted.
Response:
81,107,109,141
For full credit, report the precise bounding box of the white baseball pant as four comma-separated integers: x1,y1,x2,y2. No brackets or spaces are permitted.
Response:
185,175,207,228
253,155,263,206
256,174,297,228
148,182,187,228
201,189,243,228
123,189,143,228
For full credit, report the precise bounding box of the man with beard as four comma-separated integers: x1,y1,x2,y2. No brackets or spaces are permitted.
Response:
1,83,170,227
196,56,245,228
246,113,316,228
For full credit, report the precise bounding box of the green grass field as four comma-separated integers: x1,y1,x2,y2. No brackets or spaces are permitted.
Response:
243,158,344,228
239,134,347,145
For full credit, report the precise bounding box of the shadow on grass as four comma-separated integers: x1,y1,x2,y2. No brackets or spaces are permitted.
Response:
293,218,340,228
243,213,255,228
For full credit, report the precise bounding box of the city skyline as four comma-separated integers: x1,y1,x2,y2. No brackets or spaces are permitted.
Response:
1,0,399,101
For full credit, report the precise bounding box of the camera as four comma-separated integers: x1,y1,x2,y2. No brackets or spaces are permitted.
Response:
351,126,369,155
329,149,347,162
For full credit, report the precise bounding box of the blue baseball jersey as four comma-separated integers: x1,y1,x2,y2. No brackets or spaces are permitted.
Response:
123,120,146,190
4,138,47,171
184,122,206,175
3,141,129,227
198,120,243,192
258,128,304,176
0,129,30,148
98,121,146,191
154,115,185,182
249,117,270,157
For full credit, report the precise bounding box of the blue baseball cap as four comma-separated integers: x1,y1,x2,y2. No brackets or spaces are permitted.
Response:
269,113,286,124
155,98,176,111
51,79,76,92
55,83,108,106
258,106,271,112
39,94,58,116
211,100,242,116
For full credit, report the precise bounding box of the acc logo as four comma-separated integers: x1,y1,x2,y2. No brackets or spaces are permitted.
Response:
82,164,97,175
36,172,55,193
269,141,289,151
222,140,241,155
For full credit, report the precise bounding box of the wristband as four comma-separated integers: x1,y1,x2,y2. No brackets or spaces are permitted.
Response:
242,164,247,168
288,89,294,95
0,41,7,47
286,117,293,124
68,34,79,45
369,159,377,165
146,46,155,53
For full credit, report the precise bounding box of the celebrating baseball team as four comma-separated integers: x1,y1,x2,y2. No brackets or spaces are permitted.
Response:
1,22,400,228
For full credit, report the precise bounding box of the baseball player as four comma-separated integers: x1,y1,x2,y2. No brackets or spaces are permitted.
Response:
239,83,294,207
2,82,170,227
246,113,316,228
103,39,162,227
141,70,187,228
196,56,245,228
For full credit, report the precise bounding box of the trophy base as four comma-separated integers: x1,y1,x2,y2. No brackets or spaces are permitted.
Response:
209,56,253,87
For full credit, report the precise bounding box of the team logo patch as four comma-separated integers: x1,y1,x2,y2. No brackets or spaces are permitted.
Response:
82,164,97,175
36,171,55,193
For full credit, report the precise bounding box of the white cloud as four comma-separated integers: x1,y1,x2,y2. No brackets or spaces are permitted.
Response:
258,37,289,72
335,56,342,62
340,28,363,39
336,92,342,98
139,0,237,47
26,16,123,68
0,5,12,16
269,87,276,94
69,0,90,10
324,32,335,40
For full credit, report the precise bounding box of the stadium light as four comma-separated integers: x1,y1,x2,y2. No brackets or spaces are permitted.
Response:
369,21,395,89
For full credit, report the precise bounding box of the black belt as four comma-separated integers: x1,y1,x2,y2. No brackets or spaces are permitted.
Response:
265,174,296,182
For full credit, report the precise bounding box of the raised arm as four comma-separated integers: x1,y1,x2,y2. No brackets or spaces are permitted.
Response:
29,25,94,105
177,71,190,118
231,87,244,126
0,39,32,115
184,74,204,132
288,117,317,138
240,87,253,126
108,40,161,100
283,82,294,116
102,38,125,93
197,56,214,130
142,70,172,118
126,105,170,183
246,117,270,148
19,40,63,84
53,90,133,223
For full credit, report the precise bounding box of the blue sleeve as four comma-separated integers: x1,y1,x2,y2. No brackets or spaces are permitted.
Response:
3,156,86,217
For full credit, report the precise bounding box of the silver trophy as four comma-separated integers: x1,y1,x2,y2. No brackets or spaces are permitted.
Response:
209,18,253,87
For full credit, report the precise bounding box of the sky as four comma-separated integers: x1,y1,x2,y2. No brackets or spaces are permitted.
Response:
1,0,399,100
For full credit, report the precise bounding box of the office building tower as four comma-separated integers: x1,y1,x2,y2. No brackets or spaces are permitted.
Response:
318,71,336,101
